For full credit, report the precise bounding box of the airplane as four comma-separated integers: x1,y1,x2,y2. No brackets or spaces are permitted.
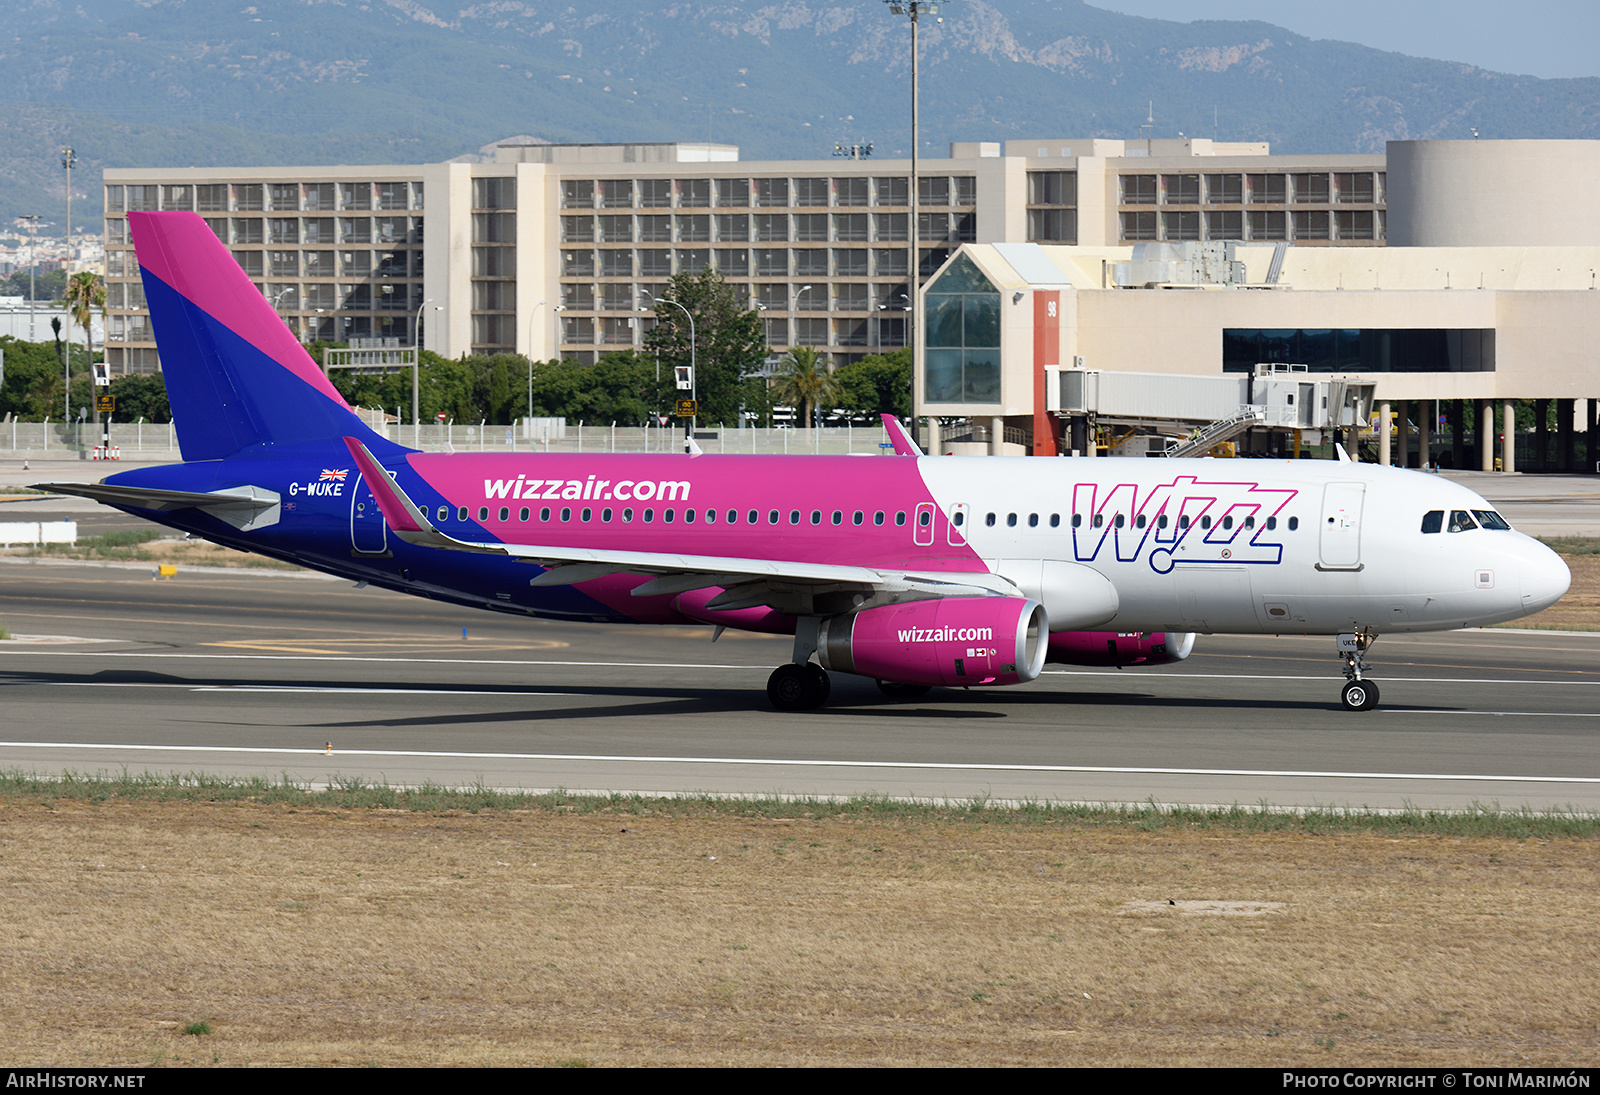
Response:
39,212,1571,712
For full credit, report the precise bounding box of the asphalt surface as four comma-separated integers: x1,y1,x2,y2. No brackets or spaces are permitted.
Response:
2,559,1597,812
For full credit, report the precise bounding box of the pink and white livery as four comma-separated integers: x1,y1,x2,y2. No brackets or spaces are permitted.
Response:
42,212,1571,711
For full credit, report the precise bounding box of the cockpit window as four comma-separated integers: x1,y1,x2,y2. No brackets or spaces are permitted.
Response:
1421,510,1444,534
1472,509,1512,530
1448,510,1478,533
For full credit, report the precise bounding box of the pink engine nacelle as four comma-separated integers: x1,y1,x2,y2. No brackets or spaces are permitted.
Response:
817,597,1049,687
1047,630,1196,667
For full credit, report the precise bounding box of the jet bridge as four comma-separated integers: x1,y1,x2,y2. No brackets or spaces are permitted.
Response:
1052,365,1375,457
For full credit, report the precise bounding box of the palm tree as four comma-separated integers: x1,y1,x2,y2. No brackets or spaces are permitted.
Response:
771,346,839,431
65,270,106,377
65,270,107,434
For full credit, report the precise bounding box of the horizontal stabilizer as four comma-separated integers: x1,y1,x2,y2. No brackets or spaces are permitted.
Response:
34,481,281,531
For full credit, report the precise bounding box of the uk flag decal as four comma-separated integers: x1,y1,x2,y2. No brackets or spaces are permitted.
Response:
319,468,349,482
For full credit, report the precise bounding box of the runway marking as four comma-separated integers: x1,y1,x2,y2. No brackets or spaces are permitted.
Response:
1,649,1597,685
203,638,569,655
0,740,1595,785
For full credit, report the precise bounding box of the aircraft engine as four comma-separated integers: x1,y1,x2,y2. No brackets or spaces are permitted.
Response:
1047,630,1196,667
817,597,1048,687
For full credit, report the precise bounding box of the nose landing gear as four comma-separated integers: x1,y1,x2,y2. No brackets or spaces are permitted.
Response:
1337,629,1380,711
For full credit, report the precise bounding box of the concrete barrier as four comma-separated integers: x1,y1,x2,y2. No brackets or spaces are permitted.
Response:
0,521,77,547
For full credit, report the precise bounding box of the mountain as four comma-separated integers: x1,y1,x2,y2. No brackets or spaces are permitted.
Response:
2,0,1596,233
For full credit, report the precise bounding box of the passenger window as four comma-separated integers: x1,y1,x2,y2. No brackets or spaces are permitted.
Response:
704,509,714,523
664,509,675,523
518,507,529,522
458,506,468,521
436,506,449,522
1136,514,1147,529
875,511,885,526
985,513,996,527
623,508,634,523
1222,515,1233,530
1179,515,1190,530
560,507,571,522
1421,510,1444,534
727,509,739,524
1288,516,1298,531
581,508,591,522
1449,510,1478,533
1114,514,1124,529
683,508,694,523
1243,516,1254,529
602,508,613,523
1093,514,1104,528
1265,515,1277,530
1071,514,1082,528
1049,514,1060,528
852,511,863,526
895,511,906,526
498,507,509,522
643,508,654,523
918,510,931,527
831,510,842,525
748,510,759,524
540,506,551,521
1158,515,1169,529
1201,516,1212,530
810,510,821,525
1028,513,1038,528
477,506,489,522
769,510,779,524
953,511,965,527
790,511,800,525
1007,513,1017,527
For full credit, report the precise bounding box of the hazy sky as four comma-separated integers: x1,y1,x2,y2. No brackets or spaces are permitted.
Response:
1090,1,1599,80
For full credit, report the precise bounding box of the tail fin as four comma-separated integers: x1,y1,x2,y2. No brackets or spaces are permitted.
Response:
128,211,405,462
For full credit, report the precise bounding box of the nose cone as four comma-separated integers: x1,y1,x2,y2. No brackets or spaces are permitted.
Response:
1520,540,1571,616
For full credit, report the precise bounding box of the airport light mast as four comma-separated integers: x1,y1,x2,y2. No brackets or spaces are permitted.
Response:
883,1,948,442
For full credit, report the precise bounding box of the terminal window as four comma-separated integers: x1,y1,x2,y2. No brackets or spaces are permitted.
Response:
924,253,1001,405
1223,329,1496,373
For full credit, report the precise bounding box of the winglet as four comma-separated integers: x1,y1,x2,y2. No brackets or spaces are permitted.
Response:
341,437,502,553
1335,442,1353,463
880,414,924,456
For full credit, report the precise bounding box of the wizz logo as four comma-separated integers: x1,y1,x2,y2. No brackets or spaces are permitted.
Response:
1070,476,1297,574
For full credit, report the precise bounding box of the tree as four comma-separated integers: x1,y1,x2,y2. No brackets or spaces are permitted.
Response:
834,349,912,420
108,372,171,423
641,268,767,426
64,271,106,376
771,345,840,430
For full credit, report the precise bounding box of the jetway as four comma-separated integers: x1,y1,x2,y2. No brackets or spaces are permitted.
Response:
1051,364,1375,457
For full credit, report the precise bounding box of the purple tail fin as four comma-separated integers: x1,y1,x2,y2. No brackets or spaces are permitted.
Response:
128,211,403,462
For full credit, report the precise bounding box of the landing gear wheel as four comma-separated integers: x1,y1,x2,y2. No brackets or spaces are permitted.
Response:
805,663,832,707
877,680,932,700
1340,679,1380,712
767,663,829,711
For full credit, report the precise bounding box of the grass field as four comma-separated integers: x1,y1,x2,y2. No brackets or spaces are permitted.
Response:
0,781,1596,1067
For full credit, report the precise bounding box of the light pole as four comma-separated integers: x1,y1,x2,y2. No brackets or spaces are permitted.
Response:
60,149,75,275
883,1,945,442
646,291,696,451
19,215,41,346
413,297,436,449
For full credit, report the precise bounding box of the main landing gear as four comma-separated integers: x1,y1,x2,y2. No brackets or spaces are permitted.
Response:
768,617,831,712
1337,629,1380,712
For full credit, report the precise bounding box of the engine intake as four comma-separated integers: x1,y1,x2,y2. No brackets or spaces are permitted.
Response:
818,597,1048,687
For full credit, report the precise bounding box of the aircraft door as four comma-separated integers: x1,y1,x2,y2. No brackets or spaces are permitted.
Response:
351,473,388,555
947,502,969,546
1318,482,1365,569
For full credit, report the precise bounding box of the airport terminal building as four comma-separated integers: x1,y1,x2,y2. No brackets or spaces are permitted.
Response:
101,138,1598,470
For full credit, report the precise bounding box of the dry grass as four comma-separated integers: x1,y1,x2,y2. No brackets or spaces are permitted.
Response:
0,799,1595,1067
5,531,299,570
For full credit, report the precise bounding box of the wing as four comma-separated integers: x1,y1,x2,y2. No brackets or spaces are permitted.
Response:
340,437,1017,615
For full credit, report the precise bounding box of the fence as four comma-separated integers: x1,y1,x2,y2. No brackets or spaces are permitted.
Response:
0,419,905,458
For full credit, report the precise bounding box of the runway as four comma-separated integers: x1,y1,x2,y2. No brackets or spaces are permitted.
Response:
2,559,1598,812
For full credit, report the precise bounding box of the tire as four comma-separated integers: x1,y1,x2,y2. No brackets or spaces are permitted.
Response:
877,680,932,700
1340,679,1380,712
767,664,811,711
805,663,832,707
